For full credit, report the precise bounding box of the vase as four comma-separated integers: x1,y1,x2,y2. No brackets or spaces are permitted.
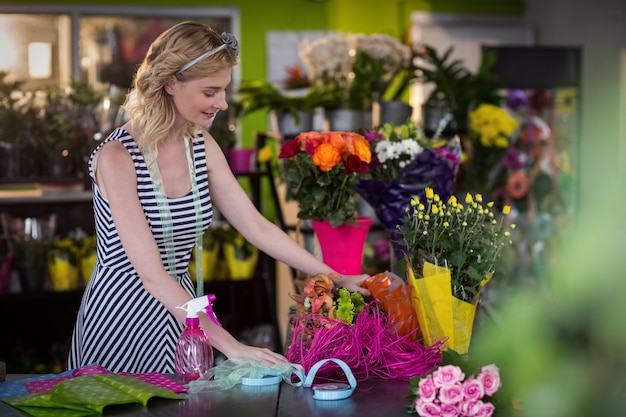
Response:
0,142,20,179
310,216,373,275
227,148,256,173
189,245,220,282
49,256,79,291
223,244,259,280
407,262,479,355
277,111,314,137
421,105,456,134
379,100,413,125
81,253,97,286
326,109,371,132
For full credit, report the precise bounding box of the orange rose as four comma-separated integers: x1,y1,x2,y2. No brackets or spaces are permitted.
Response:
312,142,342,172
351,136,372,163
327,132,349,155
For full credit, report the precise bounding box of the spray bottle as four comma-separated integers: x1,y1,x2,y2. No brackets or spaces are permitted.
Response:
174,294,221,382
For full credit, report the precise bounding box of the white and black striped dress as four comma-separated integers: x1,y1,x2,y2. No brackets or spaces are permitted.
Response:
68,128,213,373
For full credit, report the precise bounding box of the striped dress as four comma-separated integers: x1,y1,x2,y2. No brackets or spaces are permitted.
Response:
68,128,213,373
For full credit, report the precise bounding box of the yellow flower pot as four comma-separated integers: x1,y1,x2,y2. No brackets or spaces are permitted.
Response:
189,245,220,282
81,253,97,286
223,243,258,280
48,256,79,291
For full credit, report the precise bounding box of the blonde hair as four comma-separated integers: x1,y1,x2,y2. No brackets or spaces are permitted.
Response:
122,21,239,154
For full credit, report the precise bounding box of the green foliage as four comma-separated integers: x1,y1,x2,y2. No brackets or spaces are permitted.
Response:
315,50,389,111
222,225,255,260
414,45,502,132
238,79,333,121
335,287,365,324
282,151,362,227
48,238,80,267
398,189,515,303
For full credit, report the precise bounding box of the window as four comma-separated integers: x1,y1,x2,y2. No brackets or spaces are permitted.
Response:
0,5,240,90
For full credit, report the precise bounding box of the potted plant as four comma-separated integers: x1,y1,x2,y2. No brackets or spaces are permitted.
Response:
15,238,49,292
0,71,38,179
299,33,411,131
413,45,502,134
238,79,332,136
34,80,104,178
77,233,97,286
221,225,258,280
188,226,223,283
48,237,80,291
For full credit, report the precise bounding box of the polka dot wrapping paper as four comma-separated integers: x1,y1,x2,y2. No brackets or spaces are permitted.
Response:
3,374,186,417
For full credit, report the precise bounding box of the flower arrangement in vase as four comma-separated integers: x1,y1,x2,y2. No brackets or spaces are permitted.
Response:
397,188,516,354
356,119,461,262
278,130,371,227
279,130,373,274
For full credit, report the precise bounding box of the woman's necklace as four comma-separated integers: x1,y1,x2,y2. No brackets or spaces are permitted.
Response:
144,136,206,296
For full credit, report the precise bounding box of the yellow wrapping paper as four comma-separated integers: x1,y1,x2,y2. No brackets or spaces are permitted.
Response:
48,256,79,291
408,261,479,355
223,244,259,280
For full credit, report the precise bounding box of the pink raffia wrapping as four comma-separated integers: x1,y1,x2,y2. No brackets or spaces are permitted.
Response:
285,303,443,381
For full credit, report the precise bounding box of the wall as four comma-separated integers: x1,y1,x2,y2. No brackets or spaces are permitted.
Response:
0,0,524,144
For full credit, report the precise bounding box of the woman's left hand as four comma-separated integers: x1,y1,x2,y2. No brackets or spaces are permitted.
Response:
334,274,371,297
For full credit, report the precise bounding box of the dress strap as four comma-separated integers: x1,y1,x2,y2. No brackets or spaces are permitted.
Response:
144,137,205,295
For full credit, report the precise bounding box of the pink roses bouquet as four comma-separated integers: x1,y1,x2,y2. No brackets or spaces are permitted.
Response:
409,363,502,417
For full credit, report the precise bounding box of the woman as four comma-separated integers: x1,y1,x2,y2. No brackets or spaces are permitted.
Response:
68,21,369,374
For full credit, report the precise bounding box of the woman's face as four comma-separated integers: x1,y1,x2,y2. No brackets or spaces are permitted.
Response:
167,68,232,128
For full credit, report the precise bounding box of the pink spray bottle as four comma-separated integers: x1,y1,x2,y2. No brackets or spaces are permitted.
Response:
174,294,221,383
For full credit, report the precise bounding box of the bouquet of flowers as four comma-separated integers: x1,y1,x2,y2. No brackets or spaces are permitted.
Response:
278,130,371,227
286,272,443,381
459,103,519,195
398,188,516,354
356,119,461,258
408,355,502,417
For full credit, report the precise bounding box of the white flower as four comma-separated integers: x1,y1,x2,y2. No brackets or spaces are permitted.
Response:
374,138,423,164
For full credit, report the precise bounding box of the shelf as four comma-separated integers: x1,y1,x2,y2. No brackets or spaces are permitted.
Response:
0,191,92,205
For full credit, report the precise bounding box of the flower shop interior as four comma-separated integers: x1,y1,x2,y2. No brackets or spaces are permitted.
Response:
0,0,625,416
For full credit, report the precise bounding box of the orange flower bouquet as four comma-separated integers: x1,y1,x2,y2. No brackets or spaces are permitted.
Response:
278,131,371,227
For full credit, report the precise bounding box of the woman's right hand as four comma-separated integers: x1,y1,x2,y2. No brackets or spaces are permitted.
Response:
226,343,288,366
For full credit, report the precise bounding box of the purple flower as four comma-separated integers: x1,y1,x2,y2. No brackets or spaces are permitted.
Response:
505,89,528,111
502,147,524,171
434,146,460,165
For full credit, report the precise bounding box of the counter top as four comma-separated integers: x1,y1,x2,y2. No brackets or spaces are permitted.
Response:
1,374,412,417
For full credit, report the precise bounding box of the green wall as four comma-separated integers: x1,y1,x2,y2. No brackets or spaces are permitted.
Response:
0,0,523,144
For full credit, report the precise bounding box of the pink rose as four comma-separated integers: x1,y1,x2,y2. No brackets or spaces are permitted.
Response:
415,398,442,417
477,365,501,396
439,383,464,405
432,365,465,387
474,401,496,417
440,402,461,417
418,374,438,402
462,378,485,402
459,400,483,417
